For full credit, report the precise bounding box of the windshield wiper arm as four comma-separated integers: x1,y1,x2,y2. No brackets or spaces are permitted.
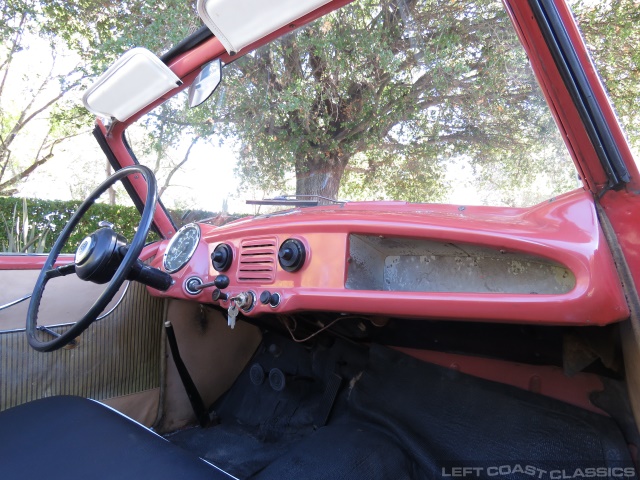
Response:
246,195,345,207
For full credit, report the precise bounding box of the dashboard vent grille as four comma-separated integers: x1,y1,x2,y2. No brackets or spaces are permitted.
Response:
237,237,277,283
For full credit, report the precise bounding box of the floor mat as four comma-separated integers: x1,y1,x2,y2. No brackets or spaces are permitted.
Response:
350,344,635,478
167,336,636,480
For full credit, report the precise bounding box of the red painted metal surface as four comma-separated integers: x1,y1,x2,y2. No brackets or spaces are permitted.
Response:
538,0,640,316
0,255,74,270
393,347,606,415
599,192,640,294
506,0,640,327
147,189,629,326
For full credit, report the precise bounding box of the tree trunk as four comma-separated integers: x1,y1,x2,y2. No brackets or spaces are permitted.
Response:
295,157,347,204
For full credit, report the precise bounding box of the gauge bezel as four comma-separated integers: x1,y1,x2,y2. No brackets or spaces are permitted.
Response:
162,223,201,273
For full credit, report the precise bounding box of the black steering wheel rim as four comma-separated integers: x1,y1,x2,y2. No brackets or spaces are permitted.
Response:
26,165,158,352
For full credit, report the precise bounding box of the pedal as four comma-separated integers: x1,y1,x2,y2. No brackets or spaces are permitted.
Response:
314,372,343,428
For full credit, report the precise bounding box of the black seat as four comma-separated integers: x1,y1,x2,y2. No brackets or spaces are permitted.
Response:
0,396,234,480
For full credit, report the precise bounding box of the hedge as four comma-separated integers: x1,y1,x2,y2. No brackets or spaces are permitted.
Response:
0,197,159,253
0,197,249,254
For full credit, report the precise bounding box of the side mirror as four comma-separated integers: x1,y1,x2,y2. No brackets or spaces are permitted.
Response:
188,59,222,108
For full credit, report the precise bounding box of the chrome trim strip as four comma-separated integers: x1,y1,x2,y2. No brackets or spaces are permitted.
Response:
0,294,31,313
97,281,131,320
199,458,240,480
90,399,160,434
0,327,29,334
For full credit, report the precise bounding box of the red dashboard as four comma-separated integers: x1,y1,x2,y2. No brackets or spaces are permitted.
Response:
148,188,629,326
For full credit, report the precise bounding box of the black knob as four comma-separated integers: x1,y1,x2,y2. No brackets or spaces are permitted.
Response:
211,288,228,302
259,291,271,304
212,243,233,271
214,274,230,289
278,239,306,272
259,291,281,307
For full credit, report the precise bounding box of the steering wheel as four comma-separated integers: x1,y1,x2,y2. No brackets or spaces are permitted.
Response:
26,165,167,352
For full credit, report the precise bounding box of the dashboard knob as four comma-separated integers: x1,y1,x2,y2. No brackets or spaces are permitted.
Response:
211,288,228,302
214,274,230,289
212,243,233,271
259,291,271,304
278,239,306,272
260,291,281,307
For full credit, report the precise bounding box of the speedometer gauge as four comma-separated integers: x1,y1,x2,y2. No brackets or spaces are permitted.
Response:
163,223,201,273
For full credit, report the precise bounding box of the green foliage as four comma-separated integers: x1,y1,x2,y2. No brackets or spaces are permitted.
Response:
0,0,34,42
0,197,159,254
0,198,51,253
38,0,199,74
0,1,90,197
0,197,247,255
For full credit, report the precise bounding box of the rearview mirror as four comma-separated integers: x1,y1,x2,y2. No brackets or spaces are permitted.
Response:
188,59,222,108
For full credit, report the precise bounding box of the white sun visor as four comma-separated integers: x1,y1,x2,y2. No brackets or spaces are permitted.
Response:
197,0,332,55
82,48,181,122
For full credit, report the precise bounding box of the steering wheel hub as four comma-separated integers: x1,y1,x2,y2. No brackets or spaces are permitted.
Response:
74,236,94,265
75,228,127,284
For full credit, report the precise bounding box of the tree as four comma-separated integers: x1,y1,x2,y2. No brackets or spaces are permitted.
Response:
0,2,90,196
39,0,199,72
0,0,200,199
209,0,574,202
37,0,210,199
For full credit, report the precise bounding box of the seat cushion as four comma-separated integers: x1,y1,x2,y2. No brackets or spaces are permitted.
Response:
0,396,233,480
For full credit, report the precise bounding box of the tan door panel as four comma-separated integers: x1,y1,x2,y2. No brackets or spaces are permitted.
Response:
0,269,127,331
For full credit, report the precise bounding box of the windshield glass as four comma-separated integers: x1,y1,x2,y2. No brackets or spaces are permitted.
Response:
127,0,578,221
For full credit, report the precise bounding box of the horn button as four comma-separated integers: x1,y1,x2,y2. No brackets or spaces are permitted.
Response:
75,227,127,284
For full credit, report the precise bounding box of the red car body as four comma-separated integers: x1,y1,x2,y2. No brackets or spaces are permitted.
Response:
1,1,640,479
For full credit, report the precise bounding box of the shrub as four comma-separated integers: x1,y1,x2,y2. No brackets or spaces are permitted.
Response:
0,197,159,254
0,197,249,255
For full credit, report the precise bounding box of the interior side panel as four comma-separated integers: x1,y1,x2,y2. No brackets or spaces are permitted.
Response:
0,281,164,413
0,268,127,330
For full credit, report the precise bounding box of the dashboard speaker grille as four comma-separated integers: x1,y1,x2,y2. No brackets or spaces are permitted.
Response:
237,237,277,282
